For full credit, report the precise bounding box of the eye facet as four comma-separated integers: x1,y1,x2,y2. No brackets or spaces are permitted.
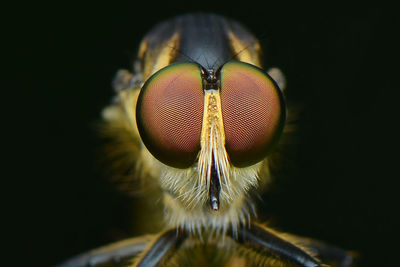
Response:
220,61,285,167
136,63,204,168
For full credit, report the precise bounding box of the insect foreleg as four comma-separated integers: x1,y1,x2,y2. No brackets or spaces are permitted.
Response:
55,235,152,267
112,69,143,93
233,224,322,267
289,236,356,267
134,228,186,267
267,67,286,92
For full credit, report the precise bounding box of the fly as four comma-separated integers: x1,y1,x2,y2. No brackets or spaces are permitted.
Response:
57,13,356,267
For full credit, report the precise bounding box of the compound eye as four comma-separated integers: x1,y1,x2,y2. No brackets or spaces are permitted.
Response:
136,63,204,168
220,61,286,167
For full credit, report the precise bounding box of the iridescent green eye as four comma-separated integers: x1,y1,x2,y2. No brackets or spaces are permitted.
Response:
220,61,285,167
136,63,204,168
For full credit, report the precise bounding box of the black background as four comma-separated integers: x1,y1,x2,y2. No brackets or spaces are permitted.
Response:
6,2,398,267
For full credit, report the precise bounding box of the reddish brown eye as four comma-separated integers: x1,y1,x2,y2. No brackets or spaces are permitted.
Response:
136,63,204,168
220,61,285,167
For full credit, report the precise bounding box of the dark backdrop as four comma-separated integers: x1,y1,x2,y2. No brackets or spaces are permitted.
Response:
6,2,397,267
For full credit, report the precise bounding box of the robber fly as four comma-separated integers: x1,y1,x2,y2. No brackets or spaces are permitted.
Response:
57,13,356,267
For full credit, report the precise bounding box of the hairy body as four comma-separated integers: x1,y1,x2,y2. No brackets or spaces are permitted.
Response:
103,13,271,236
58,13,355,267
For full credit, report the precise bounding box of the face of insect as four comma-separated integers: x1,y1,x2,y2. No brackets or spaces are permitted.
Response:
87,14,355,267
136,59,285,233
100,13,288,236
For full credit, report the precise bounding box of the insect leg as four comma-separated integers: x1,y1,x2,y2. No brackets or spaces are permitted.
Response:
233,224,322,267
135,228,186,267
112,68,145,92
291,236,357,267
56,235,152,267
267,67,286,92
